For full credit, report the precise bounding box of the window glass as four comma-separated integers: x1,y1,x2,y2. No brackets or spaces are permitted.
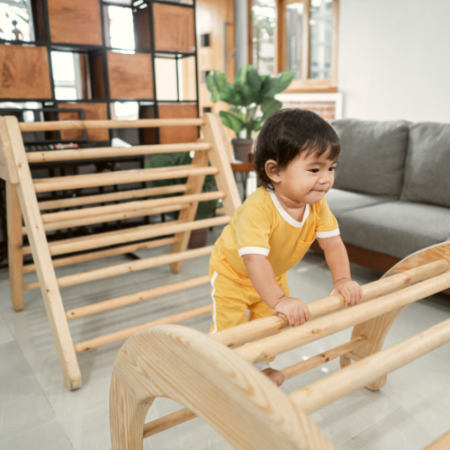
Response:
251,0,276,76
108,5,135,50
285,3,304,80
0,0,34,42
51,52,83,101
309,0,333,79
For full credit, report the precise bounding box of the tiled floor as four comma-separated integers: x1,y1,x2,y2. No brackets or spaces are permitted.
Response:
1,226,450,450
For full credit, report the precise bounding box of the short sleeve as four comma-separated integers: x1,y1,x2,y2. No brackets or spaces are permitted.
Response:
315,197,340,238
235,205,271,257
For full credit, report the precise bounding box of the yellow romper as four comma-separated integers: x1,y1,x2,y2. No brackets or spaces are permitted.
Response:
209,187,339,334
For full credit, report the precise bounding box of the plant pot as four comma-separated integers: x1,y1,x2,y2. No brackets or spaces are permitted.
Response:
188,228,208,249
231,139,254,163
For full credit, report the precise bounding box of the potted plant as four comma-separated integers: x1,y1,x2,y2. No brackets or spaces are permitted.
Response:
145,152,218,248
206,64,295,162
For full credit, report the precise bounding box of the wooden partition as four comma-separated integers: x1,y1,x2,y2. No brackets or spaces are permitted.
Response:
109,242,450,450
0,113,240,391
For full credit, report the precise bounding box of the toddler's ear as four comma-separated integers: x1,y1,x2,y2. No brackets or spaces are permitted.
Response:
265,159,281,185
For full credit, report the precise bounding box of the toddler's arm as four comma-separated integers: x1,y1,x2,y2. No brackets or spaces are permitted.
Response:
317,236,363,307
242,254,310,327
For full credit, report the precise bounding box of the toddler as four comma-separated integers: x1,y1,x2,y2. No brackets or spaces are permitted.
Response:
209,109,363,386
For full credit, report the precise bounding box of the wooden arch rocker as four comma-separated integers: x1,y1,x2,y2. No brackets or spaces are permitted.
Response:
0,114,241,391
110,242,450,450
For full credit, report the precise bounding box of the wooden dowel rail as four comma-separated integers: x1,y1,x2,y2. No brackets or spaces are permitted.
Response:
27,142,211,163
41,191,226,224
23,215,230,257
33,165,219,193
142,336,368,439
66,275,210,320
73,304,212,353
24,245,214,291
24,204,186,234
211,260,450,349
23,237,177,274
38,185,188,211
424,431,450,450
234,270,450,364
19,118,206,132
289,317,450,414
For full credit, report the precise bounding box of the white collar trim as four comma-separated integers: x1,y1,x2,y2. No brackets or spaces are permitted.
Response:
268,190,310,228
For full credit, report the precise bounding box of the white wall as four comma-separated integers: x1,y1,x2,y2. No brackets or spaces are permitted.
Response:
338,0,450,122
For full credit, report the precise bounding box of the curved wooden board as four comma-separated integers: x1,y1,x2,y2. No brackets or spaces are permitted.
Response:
341,242,450,390
110,325,337,450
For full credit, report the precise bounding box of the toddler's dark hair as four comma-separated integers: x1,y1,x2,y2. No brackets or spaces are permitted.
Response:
253,108,340,188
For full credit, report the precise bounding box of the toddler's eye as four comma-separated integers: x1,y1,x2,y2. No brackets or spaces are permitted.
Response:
329,167,336,172
309,169,320,173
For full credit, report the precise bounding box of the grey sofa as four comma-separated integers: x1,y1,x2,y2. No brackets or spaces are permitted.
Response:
319,118,450,273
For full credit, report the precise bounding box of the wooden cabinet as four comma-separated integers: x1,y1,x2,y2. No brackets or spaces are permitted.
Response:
153,3,196,53
107,51,154,100
47,0,103,46
158,103,199,144
0,45,52,99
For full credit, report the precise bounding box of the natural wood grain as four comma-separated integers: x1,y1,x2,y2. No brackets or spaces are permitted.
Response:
38,185,187,210
291,317,450,414
67,275,210,320
27,142,210,163
0,44,52,99
110,325,336,450
107,51,154,100
32,165,218,192
158,103,199,144
153,3,196,53
0,116,81,391
19,118,205,132
342,242,450,390
47,0,102,45
23,237,176,274
6,183,24,311
58,103,109,142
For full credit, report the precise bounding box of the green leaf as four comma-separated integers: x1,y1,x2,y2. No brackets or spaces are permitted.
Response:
219,110,245,135
206,70,227,103
260,98,282,121
234,82,260,106
219,84,246,106
260,71,296,97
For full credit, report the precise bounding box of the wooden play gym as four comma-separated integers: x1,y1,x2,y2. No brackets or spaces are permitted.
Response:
0,113,240,391
109,242,450,450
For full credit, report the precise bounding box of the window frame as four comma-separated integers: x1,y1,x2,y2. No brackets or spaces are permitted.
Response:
248,0,339,93
277,0,339,92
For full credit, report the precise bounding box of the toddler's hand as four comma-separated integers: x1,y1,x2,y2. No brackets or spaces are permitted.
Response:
330,279,363,307
274,296,310,327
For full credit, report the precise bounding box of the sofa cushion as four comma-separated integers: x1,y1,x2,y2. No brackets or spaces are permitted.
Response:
338,201,450,259
332,119,410,197
401,122,450,208
325,188,395,220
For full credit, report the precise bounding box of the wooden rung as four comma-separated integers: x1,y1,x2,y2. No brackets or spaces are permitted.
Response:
27,142,211,163
41,191,226,224
66,275,210,320
23,203,186,234
24,245,213,291
290,316,450,414
424,431,450,450
19,118,206,132
142,336,368,439
234,270,450,364
23,237,177,274
23,215,230,257
33,165,219,193
38,185,188,211
211,260,450,349
73,304,212,353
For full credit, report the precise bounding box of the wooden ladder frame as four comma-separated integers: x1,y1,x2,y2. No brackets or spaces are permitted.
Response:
0,113,241,391
109,242,450,450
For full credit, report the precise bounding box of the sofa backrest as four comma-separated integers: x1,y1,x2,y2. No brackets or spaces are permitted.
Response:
331,119,410,197
401,122,450,208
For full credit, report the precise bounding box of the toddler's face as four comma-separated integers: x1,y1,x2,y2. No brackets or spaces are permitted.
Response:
269,150,337,205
